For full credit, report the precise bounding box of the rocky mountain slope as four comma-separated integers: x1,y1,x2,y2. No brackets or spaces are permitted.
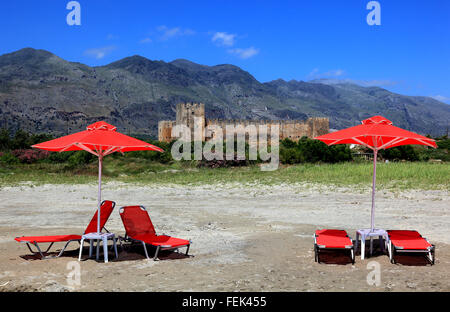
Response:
0,48,448,137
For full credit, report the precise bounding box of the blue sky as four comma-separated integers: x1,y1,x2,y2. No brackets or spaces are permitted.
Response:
0,0,449,102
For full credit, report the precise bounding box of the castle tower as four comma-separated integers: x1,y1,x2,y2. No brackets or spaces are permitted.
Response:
158,120,174,142
176,102,205,141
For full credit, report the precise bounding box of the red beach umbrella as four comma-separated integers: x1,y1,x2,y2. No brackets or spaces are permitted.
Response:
315,116,437,231
32,121,164,233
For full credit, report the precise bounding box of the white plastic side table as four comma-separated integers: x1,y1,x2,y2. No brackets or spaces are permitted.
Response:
355,228,389,260
78,232,118,263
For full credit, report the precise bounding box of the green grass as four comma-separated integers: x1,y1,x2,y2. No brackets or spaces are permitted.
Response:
0,159,448,191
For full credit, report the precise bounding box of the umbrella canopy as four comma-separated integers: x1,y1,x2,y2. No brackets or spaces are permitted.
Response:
32,121,164,154
32,121,164,233
315,115,437,231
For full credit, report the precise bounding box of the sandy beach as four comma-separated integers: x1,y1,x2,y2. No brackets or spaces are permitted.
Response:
0,182,449,292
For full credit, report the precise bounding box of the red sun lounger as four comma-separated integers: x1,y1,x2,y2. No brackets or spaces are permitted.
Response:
387,230,435,265
314,229,355,264
15,200,115,259
119,205,191,260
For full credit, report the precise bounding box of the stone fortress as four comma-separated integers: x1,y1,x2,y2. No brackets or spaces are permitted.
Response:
158,102,329,142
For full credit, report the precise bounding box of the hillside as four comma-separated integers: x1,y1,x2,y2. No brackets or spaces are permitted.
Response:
0,48,448,137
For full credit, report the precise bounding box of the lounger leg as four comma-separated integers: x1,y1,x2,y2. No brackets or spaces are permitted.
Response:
387,241,391,262
388,241,395,264
141,242,150,260
25,242,43,258
113,238,118,259
316,247,320,263
25,242,56,259
354,233,359,255
78,238,85,261
118,236,124,251
56,240,74,258
25,242,34,254
185,244,190,256
44,242,54,253
153,245,161,261
33,243,45,259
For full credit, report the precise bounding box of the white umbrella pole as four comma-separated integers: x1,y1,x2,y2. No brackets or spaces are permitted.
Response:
371,149,378,232
97,155,103,234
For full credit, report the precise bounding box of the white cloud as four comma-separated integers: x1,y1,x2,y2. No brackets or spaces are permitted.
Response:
308,68,345,79
228,46,259,59
212,32,236,47
157,25,195,40
430,95,450,103
139,37,152,44
83,46,116,59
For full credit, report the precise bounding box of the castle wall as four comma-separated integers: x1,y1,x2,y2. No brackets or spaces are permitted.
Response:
157,102,329,143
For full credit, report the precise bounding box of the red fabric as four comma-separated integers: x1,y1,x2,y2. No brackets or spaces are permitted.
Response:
387,230,432,250
15,235,81,243
315,115,437,150
32,121,164,154
315,229,352,248
133,234,189,248
120,206,189,247
84,200,115,234
120,206,156,237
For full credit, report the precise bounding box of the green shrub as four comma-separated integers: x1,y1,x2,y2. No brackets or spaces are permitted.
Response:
380,146,419,161
67,151,95,167
0,152,20,165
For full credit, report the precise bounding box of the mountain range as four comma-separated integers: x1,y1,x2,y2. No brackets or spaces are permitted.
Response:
0,48,449,138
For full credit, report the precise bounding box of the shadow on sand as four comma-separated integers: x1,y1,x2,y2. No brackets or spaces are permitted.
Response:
19,243,192,262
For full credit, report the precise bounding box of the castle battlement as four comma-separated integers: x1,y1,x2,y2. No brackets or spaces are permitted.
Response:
158,102,329,142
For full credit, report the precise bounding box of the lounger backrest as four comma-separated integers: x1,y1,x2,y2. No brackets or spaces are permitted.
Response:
387,230,422,239
119,206,156,237
84,200,116,234
316,229,348,237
